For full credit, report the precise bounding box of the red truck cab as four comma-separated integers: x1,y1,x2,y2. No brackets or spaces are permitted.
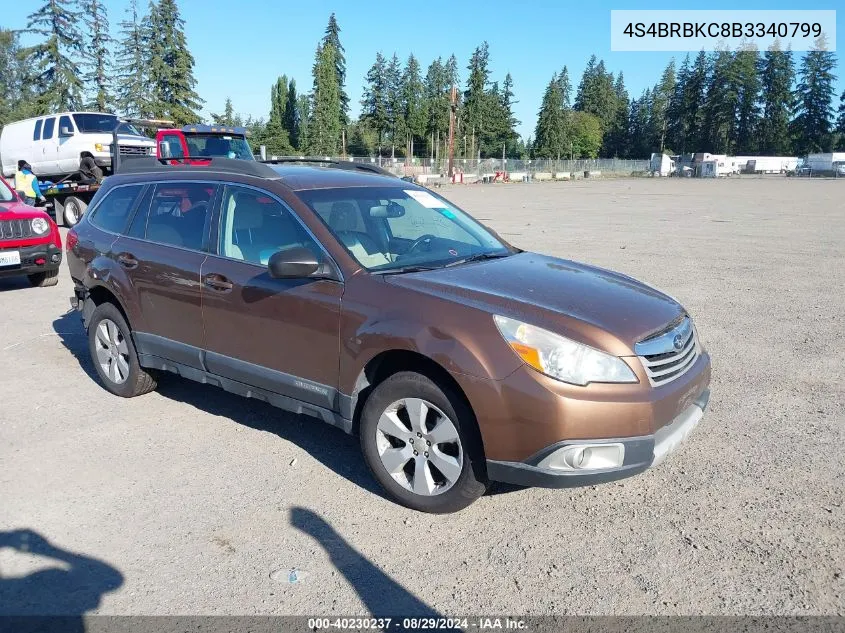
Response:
155,125,254,164
0,176,63,287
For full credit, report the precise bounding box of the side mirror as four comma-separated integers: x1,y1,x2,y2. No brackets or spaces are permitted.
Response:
268,246,320,279
60,126,74,137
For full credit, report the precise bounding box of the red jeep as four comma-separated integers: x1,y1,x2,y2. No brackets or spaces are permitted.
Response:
0,176,63,287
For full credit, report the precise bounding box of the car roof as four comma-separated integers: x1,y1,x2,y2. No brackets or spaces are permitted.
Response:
115,158,405,192
269,165,402,191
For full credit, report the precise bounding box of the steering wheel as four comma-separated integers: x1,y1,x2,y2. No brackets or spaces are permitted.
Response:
405,234,438,255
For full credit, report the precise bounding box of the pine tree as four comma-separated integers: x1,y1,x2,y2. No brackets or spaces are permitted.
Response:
211,97,236,126
732,46,761,154
322,13,348,127
268,75,288,131
296,93,311,153
463,42,492,159
361,52,389,156
667,54,690,153
498,73,521,157
283,79,300,150
628,89,652,157
793,36,838,154
423,58,448,160
649,60,676,152
836,89,845,148
147,0,203,125
402,54,426,159
703,50,738,153
758,43,795,155
605,73,630,157
0,29,31,124
385,53,404,157
557,67,572,109
684,51,710,150
114,0,149,117
25,0,85,112
81,0,113,111
533,73,565,159
575,56,616,133
309,43,341,155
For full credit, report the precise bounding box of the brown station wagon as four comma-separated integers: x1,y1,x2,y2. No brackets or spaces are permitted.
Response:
67,158,711,513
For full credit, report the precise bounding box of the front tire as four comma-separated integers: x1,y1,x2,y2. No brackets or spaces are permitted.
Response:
28,268,59,287
87,303,157,397
360,371,487,513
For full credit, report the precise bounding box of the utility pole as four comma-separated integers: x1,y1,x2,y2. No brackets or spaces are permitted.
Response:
447,85,457,179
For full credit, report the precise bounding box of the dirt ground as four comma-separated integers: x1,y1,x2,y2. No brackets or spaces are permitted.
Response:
0,177,842,616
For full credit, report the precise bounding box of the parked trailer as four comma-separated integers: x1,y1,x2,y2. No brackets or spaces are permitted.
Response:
735,156,798,174
806,153,845,174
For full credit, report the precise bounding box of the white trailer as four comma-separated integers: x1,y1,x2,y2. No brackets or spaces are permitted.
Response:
806,153,845,173
649,152,674,176
736,156,798,174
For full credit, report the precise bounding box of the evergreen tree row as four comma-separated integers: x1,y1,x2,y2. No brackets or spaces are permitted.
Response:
2,4,844,160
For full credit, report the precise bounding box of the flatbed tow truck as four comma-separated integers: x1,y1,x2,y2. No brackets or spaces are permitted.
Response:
44,120,254,226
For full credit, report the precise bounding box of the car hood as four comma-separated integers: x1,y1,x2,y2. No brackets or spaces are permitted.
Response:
0,200,50,220
384,252,685,355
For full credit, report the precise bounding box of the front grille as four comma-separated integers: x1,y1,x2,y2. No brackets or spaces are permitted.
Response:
119,144,151,156
0,219,34,240
636,317,700,387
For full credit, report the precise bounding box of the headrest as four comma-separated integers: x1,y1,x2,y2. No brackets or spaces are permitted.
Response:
329,201,358,232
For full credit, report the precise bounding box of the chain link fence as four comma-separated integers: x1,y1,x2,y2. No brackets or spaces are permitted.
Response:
264,154,651,179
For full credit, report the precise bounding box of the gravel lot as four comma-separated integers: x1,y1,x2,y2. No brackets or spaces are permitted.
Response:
1,177,843,617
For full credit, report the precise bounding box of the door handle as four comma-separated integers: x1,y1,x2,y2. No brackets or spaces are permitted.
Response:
203,273,233,291
116,252,138,269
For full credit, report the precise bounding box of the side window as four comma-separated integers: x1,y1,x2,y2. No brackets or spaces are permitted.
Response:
218,185,317,267
126,186,154,239
160,134,184,158
33,120,43,141
58,115,73,137
143,182,214,250
42,117,56,139
89,185,145,234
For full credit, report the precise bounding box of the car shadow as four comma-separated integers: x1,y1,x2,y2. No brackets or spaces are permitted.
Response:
51,310,387,501
0,529,123,632
51,311,522,504
0,277,33,292
291,507,455,624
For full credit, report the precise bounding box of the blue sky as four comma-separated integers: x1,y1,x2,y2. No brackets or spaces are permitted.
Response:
6,0,844,139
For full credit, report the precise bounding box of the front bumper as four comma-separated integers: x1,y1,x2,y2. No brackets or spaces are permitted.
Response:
486,388,710,488
0,243,63,278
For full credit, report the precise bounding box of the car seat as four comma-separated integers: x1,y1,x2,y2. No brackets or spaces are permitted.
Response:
328,202,389,267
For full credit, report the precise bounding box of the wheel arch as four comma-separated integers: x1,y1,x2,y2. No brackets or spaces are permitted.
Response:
83,283,132,331
349,349,486,458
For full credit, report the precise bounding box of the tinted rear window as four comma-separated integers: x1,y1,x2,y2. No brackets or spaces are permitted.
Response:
42,118,56,139
89,185,145,234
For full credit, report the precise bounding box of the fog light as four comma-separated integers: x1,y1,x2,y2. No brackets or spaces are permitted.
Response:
538,443,625,471
51,253,60,263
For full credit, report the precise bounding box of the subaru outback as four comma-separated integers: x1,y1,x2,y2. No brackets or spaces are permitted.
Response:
66,158,711,513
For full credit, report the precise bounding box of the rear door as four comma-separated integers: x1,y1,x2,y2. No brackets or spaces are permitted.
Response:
38,117,58,175
109,180,217,368
200,183,343,409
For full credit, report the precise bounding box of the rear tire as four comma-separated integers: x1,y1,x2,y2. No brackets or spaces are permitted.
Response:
360,371,488,513
28,268,59,287
63,196,87,227
87,302,157,398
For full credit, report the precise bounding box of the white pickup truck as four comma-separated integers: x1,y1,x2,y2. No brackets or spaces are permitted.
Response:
0,112,155,179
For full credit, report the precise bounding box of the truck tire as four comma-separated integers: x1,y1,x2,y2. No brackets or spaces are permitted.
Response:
28,269,60,287
63,196,87,227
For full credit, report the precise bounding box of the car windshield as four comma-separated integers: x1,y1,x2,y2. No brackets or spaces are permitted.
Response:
184,134,253,160
297,186,512,272
0,178,14,202
72,114,142,136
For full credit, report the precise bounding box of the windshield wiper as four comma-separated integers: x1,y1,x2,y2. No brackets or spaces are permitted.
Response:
379,265,441,275
443,252,512,268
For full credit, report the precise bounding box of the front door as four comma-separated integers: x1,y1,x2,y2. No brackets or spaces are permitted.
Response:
110,181,217,368
200,184,343,410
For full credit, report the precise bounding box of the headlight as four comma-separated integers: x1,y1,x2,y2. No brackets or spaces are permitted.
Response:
493,315,637,386
95,143,104,152
31,217,49,235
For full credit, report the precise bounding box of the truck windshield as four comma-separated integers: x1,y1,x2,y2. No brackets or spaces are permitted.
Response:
184,134,254,160
73,114,143,136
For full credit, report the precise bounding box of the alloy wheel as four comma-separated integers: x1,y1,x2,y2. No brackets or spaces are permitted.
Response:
94,319,130,385
375,398,464,496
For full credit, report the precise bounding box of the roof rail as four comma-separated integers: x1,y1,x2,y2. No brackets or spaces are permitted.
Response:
116,156,281,179
260,157,397,178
